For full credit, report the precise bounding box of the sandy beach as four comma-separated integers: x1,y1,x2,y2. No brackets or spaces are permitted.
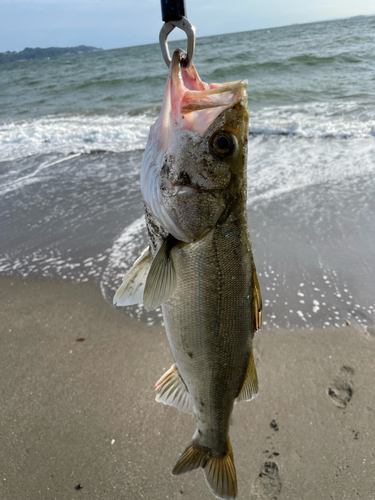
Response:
1,275,374,500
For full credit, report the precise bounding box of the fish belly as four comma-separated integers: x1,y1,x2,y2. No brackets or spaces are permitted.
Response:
162,220,254,455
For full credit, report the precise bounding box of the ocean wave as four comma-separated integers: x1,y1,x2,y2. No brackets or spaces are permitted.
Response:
0,112,156,160
247,132,375,207
206,52,366,79
248,101,375,139
1,101,374,160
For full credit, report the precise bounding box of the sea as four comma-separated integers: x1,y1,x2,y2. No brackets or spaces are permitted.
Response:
1,16,375,330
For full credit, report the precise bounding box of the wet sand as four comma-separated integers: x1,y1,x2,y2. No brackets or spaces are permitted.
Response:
1,276,375,500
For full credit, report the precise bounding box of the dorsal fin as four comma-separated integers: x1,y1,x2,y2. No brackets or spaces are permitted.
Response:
143,234,178,311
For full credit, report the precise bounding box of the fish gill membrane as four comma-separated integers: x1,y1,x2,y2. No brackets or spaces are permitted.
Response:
114,49,262,500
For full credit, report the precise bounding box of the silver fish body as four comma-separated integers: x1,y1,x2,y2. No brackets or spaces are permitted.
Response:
162,217,254,450
114,49,261,500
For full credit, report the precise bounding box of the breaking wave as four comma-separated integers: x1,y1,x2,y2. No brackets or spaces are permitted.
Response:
0,112,155,161
248,101,375,138
1,100,374,161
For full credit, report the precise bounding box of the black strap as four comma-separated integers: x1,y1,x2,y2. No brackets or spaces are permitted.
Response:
160,0,186,23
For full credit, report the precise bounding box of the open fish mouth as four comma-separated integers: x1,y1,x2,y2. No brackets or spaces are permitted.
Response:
140,49,249,243
170,49,248,120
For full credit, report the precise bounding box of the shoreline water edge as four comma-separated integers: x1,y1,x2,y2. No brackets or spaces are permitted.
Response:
1,147,374,330
1,16,375,330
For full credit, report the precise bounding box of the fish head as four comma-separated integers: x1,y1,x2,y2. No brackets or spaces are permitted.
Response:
141,49,249,242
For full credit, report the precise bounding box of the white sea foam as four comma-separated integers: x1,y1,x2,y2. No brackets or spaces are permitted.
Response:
248,101,375,139
246,132,375,206
8,153,81,185
100,216,147,303
1,100,374,161
0,113,155,161
0,248,108,282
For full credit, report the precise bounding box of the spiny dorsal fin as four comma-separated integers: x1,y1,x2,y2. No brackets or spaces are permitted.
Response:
173,439,237,500
113,247,152,306
155,364,194,414
235,350,258,403
143,234,178,311
253,264,262,331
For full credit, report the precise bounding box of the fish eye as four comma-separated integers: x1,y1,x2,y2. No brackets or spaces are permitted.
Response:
210,131,237,158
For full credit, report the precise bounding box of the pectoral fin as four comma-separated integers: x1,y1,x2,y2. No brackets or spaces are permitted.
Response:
253,264,262,331
113,247,152,306
235,350,258,403
155,364,194,414
143,234,178,311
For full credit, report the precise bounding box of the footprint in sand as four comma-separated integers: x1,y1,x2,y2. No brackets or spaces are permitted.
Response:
327,365,354,408
250,461,282,500
364,326,375,339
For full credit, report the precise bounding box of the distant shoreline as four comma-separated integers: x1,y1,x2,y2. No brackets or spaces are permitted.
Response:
0,45,102,64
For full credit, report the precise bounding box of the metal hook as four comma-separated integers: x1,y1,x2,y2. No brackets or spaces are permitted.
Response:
159,16,196,69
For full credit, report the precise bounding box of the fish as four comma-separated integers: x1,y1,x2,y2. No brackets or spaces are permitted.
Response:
114,48,262,500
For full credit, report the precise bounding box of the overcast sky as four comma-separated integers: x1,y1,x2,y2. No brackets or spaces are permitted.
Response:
1,0,374,52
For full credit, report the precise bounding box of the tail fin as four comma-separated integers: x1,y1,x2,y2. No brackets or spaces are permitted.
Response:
172,439,237,500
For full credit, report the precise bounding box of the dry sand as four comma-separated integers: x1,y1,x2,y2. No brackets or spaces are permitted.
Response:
1,276,374,500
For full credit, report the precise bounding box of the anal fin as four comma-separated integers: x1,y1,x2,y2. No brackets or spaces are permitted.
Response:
155,364,194,414
235,350,258,403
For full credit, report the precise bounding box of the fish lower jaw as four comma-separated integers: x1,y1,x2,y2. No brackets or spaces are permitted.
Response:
163,182,222,197
167,184,200,196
